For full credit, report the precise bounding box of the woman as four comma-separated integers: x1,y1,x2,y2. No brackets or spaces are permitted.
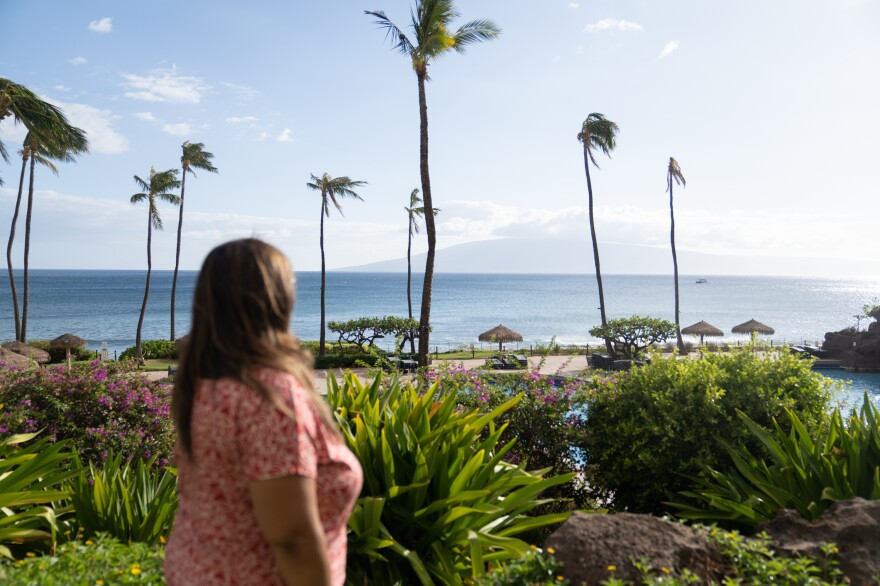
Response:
165,239,362,586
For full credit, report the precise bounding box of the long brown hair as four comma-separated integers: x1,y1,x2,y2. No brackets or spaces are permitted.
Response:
172,238,335,457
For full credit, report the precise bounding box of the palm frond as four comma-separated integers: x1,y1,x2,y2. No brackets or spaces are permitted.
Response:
365,10,414,56
0,139,8,163
31,152,59,175
181,141,218,176
667,157,686,190
150,203,164,230
452,19,501,53
130,192,148,204
132,175,150,193
577,112,619,168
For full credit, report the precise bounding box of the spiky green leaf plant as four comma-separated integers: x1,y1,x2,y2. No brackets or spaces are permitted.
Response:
327,372,574,585
0,434,78,558
672,392,880,529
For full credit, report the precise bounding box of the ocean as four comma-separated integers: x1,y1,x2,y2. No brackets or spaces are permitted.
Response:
1,270,877,358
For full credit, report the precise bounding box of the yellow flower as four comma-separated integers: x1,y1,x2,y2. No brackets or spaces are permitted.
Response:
661,567,670,574
85,540,94,545
96,581,105,585
530,544,537,550
607,565,617,572
131,566,142,576
26,552,36,557
556,576,565,582
546,547,555,554
159,535,167,544
38,564,46,570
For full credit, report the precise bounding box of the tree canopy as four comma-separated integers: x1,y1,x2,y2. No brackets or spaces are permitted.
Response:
589,315,677,359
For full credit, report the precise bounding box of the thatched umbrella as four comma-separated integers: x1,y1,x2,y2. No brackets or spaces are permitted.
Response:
478,325,523,352
2,340,50,364
50,333,87,370
681,320,724,346
0,347,32,370
732,319,775,336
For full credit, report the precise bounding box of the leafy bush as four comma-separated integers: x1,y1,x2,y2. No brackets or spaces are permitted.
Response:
119,340,177,362
581,348,833,514
328,315,421,352
0,434,77,559
66,452,178,545
327,372,574,585
442,365,595,516
589,315,677,359
0,361,174,466
314,353,381,369
26,340,94,364
477,546,568,585
672,393,880,529
0,534,165,585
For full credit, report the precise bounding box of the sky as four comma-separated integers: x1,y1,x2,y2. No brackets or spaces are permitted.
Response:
1,0,878,276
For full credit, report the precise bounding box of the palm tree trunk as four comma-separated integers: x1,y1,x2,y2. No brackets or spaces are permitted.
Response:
170,170,187,341
20,155,36,342
319,198,327,357
407,223,415,354
416,71,436,367
670,183,686,354
135,209,153,364
6,154,27,340
583,146,614,356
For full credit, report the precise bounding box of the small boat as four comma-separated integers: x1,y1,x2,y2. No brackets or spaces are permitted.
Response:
695,278,708,284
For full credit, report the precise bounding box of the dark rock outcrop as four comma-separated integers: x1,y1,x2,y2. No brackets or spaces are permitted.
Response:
823,327,880,371
545,512,724,585
760,498,880,586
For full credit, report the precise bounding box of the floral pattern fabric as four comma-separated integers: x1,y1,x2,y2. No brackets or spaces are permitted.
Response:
165,369,362,585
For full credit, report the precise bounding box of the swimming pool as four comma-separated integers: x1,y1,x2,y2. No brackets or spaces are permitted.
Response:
819,370,880,411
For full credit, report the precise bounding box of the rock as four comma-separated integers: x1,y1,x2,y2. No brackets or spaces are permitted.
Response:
823,329,880,371
545,512,724,585
760,498,880,586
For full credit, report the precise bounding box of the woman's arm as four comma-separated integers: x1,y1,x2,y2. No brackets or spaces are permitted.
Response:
250,475,331,586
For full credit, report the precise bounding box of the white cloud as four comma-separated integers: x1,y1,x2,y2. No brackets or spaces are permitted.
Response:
70,57,88,66
220,81,259,99
658,40,680,59
257,131,271,141
88,17,113,33
276,128,293,142
161,122,192,137
585,18,643,32
48,99,129,154
54,85,70,92
568,2,580,8
121,66,209,104
553,55,561,63
226,116,258,124
134,111,157,121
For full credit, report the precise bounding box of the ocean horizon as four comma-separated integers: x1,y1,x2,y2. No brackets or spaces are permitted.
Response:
1,270,877,359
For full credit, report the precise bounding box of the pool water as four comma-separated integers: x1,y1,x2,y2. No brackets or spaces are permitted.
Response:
819,370,880,412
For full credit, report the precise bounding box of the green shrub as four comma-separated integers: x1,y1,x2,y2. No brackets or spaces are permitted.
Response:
327,372,574,585
314,353,380,369
589,315,676,359
672,393,880,529
477,547,568,585
0,434,77,559
119,340,177,362
0,361,174,466
581,348,833,514
0,534,165,585
66,452,178,546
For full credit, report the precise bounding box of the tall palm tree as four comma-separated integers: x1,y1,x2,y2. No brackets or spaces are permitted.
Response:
306,173,366,357
404,188,439,353
131,168,181,363
577,113,619,356
366,1,500,366
5,139,33,341
170,141,217,341
667,157,687,355
19,126,88,342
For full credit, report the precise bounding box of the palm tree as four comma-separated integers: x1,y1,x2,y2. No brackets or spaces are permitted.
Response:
366,1,500,366
5,139,33,341
577,113,619,357
306,173,366,357
19,126,88,342
667,157,687,355
131,168,181,363
404,188,439,353
170,141,217,341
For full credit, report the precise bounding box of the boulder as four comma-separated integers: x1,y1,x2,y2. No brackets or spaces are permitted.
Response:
545,512,724,585
823,329,880,371
760,498,880,586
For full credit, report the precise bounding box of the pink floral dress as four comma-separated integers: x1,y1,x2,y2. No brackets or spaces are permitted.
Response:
164,369,362,586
